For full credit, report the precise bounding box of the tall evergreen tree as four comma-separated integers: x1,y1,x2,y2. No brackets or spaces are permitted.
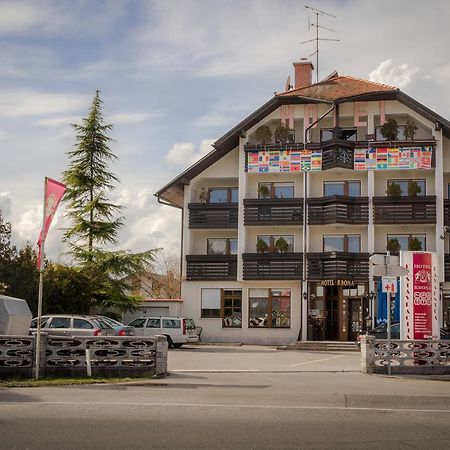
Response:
63,91,157,311
63,90,123,260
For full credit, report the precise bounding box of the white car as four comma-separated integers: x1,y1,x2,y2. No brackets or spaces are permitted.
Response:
128,317,200,348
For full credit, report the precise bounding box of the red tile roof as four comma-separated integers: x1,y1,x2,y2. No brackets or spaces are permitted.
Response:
277,74,398,101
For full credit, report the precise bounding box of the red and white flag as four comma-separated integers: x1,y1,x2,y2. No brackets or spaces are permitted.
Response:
37,177,66,269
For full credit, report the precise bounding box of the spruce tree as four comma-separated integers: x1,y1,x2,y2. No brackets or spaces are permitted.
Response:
63,91,157,311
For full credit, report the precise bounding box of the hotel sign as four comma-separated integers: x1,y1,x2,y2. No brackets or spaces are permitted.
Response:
320,279,356,287
400,251,439,340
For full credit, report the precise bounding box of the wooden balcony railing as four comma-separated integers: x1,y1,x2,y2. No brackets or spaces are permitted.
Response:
242,252,303,280
444,200,450,227
373,196,436,224
244,198,303,226
307,196,369,225
445,254,450,282
307,252,370,281
188,203,238,229
186,255,237,281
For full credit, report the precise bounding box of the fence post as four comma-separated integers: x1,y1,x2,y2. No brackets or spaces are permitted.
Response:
360,334,375,374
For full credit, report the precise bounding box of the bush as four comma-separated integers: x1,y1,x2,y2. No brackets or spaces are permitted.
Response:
254,125,272,144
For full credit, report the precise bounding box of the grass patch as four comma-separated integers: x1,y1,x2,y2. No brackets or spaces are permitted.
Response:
0,375,162,388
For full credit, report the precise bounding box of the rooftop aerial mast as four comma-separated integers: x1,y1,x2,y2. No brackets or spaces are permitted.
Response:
302,4,339,83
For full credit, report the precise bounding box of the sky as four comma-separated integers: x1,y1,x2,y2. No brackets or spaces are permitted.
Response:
1,0,449,265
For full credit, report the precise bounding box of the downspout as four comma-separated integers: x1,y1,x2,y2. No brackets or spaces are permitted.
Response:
300,101,335,341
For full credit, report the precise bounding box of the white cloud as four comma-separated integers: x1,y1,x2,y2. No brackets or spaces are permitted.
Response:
34,116,81,127
166,139,214,167
0,89,88,118
0,193,12,217
0,1,51,34
369,59,420,89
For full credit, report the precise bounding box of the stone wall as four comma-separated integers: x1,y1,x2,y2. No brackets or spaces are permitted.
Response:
0,334,168,379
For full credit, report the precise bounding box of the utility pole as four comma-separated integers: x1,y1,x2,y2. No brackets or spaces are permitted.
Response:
302,5,339,83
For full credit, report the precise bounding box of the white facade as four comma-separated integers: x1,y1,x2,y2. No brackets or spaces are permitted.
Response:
157,68,450,344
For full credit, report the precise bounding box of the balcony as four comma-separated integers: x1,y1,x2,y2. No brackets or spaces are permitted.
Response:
188,203,238,229
307,252,370,281
444,200,450,227
186,255,237,281
244,198,303,226
373,196,436,224
307,196,369,225
242,253,303,280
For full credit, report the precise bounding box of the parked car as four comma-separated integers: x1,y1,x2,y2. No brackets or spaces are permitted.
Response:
94,316,135,336
357,322,450,347
127,316,200,348
30,314,115,337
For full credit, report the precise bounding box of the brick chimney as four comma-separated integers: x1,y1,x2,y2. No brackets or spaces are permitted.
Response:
293,61,314,89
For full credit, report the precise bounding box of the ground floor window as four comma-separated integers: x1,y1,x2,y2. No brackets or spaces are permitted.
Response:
249,288,291,328
201,288,242,327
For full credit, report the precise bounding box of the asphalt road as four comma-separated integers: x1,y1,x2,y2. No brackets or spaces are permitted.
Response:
1,345,450,449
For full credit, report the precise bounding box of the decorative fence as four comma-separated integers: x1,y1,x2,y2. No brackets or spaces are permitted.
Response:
360,335,450,375
0,334,168,379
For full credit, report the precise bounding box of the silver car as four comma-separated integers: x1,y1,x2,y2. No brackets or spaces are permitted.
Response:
30,315,115,337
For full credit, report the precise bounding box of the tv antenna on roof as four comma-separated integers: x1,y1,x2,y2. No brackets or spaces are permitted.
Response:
302,4,339,83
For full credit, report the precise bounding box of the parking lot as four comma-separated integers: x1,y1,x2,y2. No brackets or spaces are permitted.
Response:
168,344,360,373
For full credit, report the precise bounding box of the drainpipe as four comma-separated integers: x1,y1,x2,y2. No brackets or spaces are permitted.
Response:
300,101,335,341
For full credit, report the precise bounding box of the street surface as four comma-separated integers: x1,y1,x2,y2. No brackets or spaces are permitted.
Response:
1,345,450,449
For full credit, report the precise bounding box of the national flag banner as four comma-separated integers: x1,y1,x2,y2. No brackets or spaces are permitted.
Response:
37,177,66,269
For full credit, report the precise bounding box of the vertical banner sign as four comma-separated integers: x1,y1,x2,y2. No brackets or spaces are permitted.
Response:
400,251,439,340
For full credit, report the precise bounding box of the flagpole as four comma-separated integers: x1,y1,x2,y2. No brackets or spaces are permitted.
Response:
35,177,48,380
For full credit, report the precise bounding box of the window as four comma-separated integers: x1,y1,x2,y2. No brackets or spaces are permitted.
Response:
375,125,406,141
73,319,93,329
258,182,294,199
387,179,425,197
146,318,161,328
323,181,361,197
201,288,242,327
323,235,361,252
222,290,242,328
257,235,294,253
30,317,49,328
162,319,180,328
387,234,426,251
129,318,146,328
320,128,357,142
48,317,70,328
207,238,237,255
249,289,291,328
201,288,221,318
209,187,238,203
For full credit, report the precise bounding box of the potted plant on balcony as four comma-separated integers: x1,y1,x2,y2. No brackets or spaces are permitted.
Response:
386,238,401,254
404,119,418,141
386,182,402,198
381,118,399,141
407,180,421,197
256,238,270,254
408,237,423,251
274,236,289,253
199,188,208,203
258,184,271,199
274,124,291,145
254,125,273,145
